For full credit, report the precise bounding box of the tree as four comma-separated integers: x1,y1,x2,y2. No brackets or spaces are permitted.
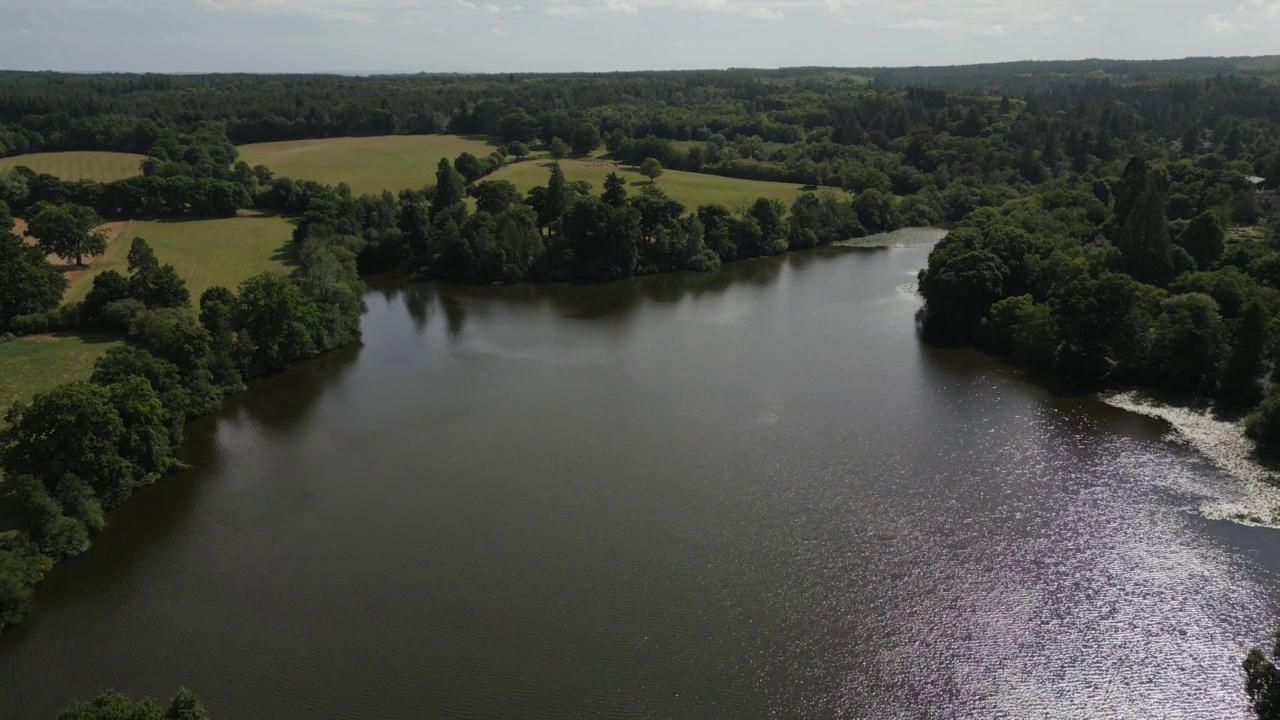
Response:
602,172,628,207
568,122,601,156
564,196,640,281
497,110,538,144
1244,625,1280,720
126,238,189,309
430,158,466,218
549,137,569,161
1219,299,1269,406
747,198,788,255
56,688,212,720
1177,212,1226,271
638,157,664,183
454,152,486,184
919,249,1009,339
0,532,47,633
0,214,66,330
843,165,891,194
199,286,242,390
233,272,320,377
469,179,522,215
81,270,130,323
506,142,530,160
25,202,108,266
1113,157,1173,286
1148,293,1225,393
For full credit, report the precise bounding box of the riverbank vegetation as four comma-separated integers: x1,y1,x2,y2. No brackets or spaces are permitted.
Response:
1246,627,1280,719
56,688,209,720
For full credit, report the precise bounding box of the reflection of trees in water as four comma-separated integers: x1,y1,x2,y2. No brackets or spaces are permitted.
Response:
228,344,362,435
27,345,364,595
381,251,834,341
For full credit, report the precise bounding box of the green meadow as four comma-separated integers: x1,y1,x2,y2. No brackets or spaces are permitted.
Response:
238,135,501,195
0,334,122,420
0,151,145,182
489,159,814,210
59,212,297,303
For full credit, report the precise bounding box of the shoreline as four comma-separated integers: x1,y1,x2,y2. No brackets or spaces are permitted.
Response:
1101,390,1280,528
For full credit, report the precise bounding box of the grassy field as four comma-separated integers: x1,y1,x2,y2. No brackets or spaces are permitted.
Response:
238,135,501,196
0,334,121,416
56,212,297,303
0,151,144,182
489,159,814,210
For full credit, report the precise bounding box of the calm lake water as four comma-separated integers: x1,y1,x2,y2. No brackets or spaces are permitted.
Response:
2,232,1280,718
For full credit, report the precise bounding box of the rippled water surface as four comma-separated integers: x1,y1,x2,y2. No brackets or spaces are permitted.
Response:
2,239,1279,718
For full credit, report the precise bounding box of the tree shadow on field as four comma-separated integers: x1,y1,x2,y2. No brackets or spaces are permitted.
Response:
458,134,505,149
271,240,301,269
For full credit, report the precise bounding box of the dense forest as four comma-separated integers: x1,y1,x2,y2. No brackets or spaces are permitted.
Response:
2,57,1280,640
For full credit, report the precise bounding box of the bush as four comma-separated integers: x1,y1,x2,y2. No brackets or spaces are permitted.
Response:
9,313,48,335
51,302,81,330
100,298,146,333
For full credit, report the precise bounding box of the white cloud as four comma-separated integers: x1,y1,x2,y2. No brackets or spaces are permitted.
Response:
748,5,783,20
544,4,586,15
1205,12,1251,33
485,2,500,11
607,0,639,12
19,27,31,34
887,17,1005,36
1071,13,1086,22
490,25,504,33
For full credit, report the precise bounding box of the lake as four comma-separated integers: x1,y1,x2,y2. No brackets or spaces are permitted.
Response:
2,231,1279,718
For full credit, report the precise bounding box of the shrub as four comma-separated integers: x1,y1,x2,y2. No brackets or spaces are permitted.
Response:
9,313,49,336
100,298,146,333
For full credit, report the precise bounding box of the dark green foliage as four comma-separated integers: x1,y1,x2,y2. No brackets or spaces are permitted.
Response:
0,204,66,331
638,158,664,183
0,379,172,509
0,531,47,633
233,273,320,377
1113,158,1172,286
128,309,223,418
1177,212,1226,270
1244,626,1280,719
56,688,212,720
920,247,1009,340
25,202,107,266
126,237,190,308
431,158,466,218
564,196,640,281
1148,293,1225,393
602,172,628,207
1219,300,1269,406
469,179,522,215
82,270,131,322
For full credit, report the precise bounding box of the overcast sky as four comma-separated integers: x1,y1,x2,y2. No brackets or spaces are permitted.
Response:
1,0,1278,74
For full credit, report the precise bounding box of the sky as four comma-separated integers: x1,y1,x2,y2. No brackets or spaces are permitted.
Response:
1,0,1278,74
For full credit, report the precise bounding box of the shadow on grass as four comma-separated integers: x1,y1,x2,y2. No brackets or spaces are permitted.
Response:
271,240,301,268
458,133,505,148
150,209,285,224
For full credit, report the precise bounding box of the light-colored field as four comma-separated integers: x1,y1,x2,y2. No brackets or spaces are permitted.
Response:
238,135,501,196
55,212,297,303
0,334,122,417
488,159,813,210
0,151,144,182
